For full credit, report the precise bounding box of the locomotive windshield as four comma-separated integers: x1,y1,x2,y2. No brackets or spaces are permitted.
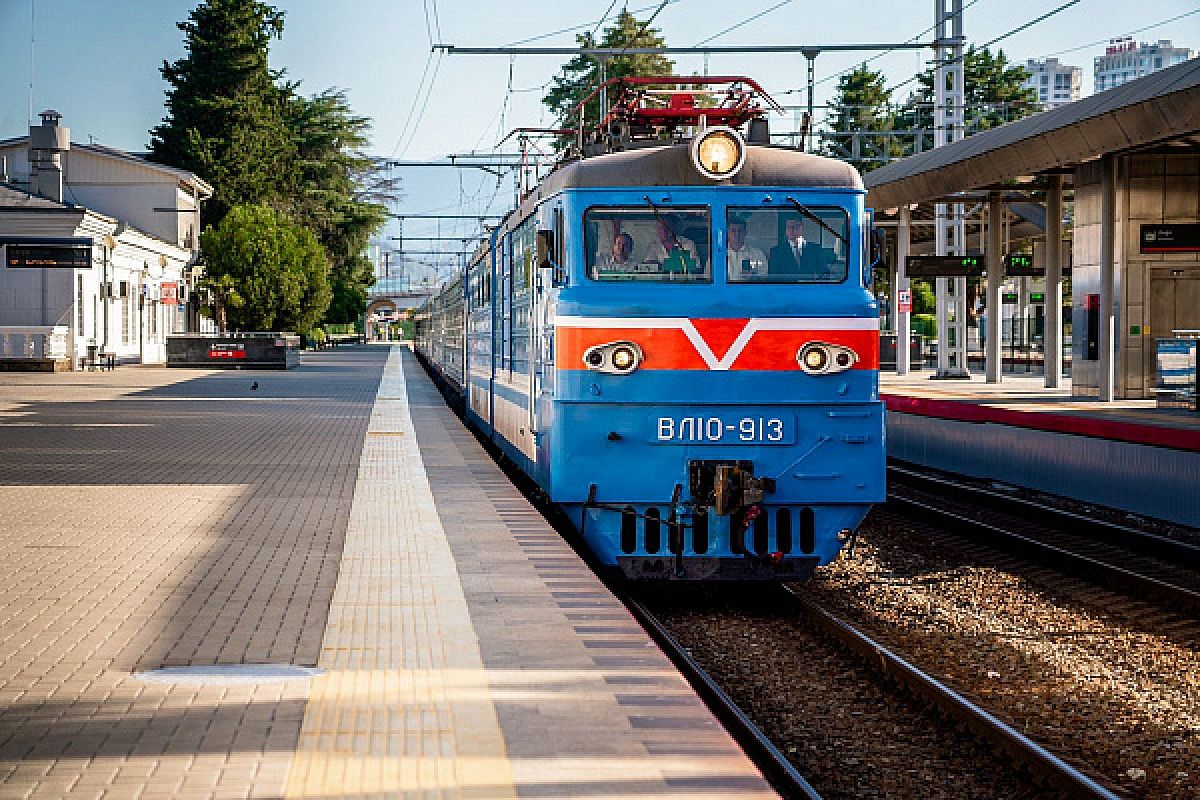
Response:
585,207,711,282
725,207,849,283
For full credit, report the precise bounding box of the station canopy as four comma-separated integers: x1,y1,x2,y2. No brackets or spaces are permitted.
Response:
865,57,1200,211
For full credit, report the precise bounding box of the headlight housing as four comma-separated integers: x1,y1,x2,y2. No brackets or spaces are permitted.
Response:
796,342,858,375
584,341,643,375
690,126,746,181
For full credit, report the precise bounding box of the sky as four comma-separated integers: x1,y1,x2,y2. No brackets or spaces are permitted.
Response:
0,0,1197,282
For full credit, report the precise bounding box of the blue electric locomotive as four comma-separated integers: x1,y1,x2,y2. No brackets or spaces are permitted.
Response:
415,77,884,580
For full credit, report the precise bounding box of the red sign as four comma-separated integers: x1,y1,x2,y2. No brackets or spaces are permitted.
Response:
898,289,913,314
208,344,246,359
161,282,179,305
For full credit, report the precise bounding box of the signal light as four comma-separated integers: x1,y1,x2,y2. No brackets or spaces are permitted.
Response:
797,342,859,375
583,341,643,375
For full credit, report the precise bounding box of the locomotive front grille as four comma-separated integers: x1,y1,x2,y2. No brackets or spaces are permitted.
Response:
617,505,812,556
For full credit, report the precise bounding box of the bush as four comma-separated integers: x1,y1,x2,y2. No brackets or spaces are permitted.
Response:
912,313,937,337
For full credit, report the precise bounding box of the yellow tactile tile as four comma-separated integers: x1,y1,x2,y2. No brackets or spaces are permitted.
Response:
285,348,517,799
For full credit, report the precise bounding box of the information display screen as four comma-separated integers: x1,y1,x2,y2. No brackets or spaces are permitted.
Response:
1004,253,1042,276
905,255,983,277
6,244,91,269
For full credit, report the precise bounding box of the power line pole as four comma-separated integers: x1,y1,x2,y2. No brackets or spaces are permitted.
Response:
933,0,970,379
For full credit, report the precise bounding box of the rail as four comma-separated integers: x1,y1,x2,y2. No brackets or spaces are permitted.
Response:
624,595,822,800
887,463,1200,612
783,587,1120,800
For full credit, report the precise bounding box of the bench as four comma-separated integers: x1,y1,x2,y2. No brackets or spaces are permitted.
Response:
81,348,117,371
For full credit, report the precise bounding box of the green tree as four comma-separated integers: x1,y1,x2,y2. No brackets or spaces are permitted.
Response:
542,11,674,140
821,64,904,173
200,204,331,332
149,0,296,225
283,88,395,323
916,46,1038,134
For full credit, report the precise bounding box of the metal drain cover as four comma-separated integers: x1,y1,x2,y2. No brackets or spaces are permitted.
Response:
133,664,322,685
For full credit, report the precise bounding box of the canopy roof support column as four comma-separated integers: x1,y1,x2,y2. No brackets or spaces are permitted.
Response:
1099,154,1117,401
986,192,1003,382
1044,176,1064,389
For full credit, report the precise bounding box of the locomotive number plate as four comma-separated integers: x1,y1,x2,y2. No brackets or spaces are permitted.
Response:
653,414,794,445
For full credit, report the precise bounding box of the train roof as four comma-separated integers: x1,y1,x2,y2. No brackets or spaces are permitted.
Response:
535,143,864,197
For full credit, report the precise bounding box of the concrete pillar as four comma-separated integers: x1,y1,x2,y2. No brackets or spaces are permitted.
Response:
896,206,912,375
986,192,1003,383
1044,176,1064,388
1099,154,1117,401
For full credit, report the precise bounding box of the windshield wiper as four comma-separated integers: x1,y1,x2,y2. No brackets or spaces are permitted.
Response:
786,196,848,246
643,195,683,251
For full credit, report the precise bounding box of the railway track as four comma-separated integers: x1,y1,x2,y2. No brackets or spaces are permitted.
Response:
434,363,1196,797
886,462,1200,614
637,582,1097,799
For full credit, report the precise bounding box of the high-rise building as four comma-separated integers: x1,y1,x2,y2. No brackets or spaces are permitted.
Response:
1024,58,1082,109
1094,38,1194,92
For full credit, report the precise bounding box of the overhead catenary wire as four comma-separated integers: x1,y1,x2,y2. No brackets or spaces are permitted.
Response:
805,0,985,91
1043,7,1200,58
885,0,1080,94
693,0,792,47
502,0,679,47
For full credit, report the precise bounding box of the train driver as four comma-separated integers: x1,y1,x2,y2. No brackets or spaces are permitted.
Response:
726,216,767,279
768,217,810,275
647,216,699,273
598,232,636,273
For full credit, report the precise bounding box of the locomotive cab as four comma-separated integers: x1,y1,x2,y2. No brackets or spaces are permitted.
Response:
539,143,884,580
418,77,886,581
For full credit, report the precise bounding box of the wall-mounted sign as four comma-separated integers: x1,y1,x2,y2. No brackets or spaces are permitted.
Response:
905,255,984,277
5,244,91,269
1029,292,1046,304
1004,253,1043,276
898,289,912,314
207,343,246,359
160,282,179,305
1002,292,1019,303
1141,224,1200,253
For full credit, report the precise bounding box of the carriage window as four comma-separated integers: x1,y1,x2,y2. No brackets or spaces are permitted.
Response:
725,207,848,283
585,207,710,282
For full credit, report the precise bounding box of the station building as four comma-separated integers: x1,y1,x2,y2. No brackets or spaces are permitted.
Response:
1024,57,1082,111
1095,37,1194,92
0,111,213,368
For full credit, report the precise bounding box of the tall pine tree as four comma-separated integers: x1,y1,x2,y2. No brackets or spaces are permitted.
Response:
821,65,904,173
151,1,394,327
543,11,674,141
283,88,396,324
916,46,1038,134
149,0,296,225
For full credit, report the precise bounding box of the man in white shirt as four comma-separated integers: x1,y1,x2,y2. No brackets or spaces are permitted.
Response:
597,232,636,274
726,217,767,279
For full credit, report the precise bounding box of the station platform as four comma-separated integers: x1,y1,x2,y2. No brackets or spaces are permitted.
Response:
880,372,1200,527
0,346,775,799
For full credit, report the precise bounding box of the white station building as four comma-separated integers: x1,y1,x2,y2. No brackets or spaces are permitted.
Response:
0,111,214,369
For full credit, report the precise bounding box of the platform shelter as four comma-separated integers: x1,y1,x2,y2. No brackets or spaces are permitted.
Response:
867,57,1200,401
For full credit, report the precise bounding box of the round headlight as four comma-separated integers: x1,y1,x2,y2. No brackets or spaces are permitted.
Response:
690,126,746,181
586,349,605,368
611,346,636,371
